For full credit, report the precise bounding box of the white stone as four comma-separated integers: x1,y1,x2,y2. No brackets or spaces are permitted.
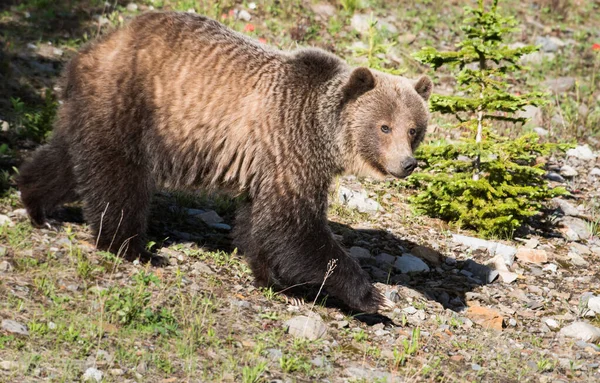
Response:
394,254,430,273
1,319,28,336
83,367,103,382
0,214,13,227
587,296,600,314
545,318,560,330
567,145,596,161
284,315,327,340
0,361,20,371
559,322,600,343
237,10,252,21
560,165,578,177
553,198,580,216
590,168,600,177
452,234,516,265
338,186,382,214
126,3,138,12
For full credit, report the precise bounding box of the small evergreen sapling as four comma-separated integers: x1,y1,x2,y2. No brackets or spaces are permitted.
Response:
409,0,570,238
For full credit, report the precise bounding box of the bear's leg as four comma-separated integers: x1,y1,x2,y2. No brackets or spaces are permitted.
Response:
233,202,274,287
250,195,391,313
18,136,78,226
73,149,156,264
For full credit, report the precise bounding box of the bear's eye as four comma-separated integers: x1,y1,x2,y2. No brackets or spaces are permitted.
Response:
409,128,417,136
381,125,391,134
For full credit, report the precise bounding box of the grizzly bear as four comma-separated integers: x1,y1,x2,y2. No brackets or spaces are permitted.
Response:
18,12,432,313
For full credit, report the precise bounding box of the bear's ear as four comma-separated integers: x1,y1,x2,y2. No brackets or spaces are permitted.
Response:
342,67,376,101
414,75,433,101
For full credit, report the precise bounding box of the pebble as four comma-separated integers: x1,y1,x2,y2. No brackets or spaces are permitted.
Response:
546,172,565,182
561,217,591,241
587,296,600,313
1,319,29,336
284,315,327,340
411,245,442,266
237,9,252,21
375,252,395,265
462,259,498,283
560,322,600,343
516,248,548,264
349,246,371,260
0,214,13,227
82,367,103,382
567,145,596,161
345,366,391,381
198,210,224,225
544,318,560,330
0,260,12,272
553,198,580,216
338,186,382,214
560,164,578,177
0,361,20,371
394,254,430,273
590,167,600,177
126,3,138,12
568,251,589,267
518,105,543,126
542,77,575,93
452,234,516,264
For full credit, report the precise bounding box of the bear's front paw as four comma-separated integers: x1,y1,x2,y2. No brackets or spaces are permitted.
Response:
349,284,394,314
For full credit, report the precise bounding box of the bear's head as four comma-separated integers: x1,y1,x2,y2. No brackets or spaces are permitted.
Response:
341,67,432,180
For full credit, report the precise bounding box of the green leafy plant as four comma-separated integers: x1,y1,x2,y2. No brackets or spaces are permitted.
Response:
409,0,571,238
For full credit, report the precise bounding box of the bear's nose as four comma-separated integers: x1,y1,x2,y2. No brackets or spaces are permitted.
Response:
403,157,418,174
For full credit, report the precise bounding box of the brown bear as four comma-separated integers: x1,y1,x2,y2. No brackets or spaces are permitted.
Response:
18,12,432,313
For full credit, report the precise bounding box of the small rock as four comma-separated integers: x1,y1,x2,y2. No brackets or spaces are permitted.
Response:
508,318,517,327
209,223,231,231
0,120,9,132
452,234,516,264
375,252,395,265
0,214,14,227
516,248,548,264
545,318,560,330
345,366,391,381
349,246,371,260
535,36,564,52
567,145,596,161
0,260,12,272
266,348,283,360
543,263,558,273
109,368,124,376
198,210,223,225
310,3,336,19
518,105,543,126
126,3,138,12
559,322,600,343
338,186,382,214
394,254,430,273
561,217,591,241
568,251,589,267
543,77,575,93
546,172,565,182
82,367,103,382
397,33,417,45
402,306,417,315
553,198,580,216
350,14,371,33
560,165,578,177
0,361,20,371
534,127,549,136
471,363,482,371
466,305,504,330
411,245,442,266
284,315,327,340
498,271,518,283
1,319,29,336
462,259,498,283
237,9,252,21
587,296,600,313
590,168,600,177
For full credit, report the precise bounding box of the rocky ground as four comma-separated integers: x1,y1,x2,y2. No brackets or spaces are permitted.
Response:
1,1,600,382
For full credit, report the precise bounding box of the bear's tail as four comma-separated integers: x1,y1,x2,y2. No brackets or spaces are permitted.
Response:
18,135,78,226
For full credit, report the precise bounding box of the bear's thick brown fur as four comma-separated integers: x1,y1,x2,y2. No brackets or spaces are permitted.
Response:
18,12,432,313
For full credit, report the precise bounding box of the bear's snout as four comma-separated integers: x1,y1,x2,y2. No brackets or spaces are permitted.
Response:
402,157,418,174
386,156,417,178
